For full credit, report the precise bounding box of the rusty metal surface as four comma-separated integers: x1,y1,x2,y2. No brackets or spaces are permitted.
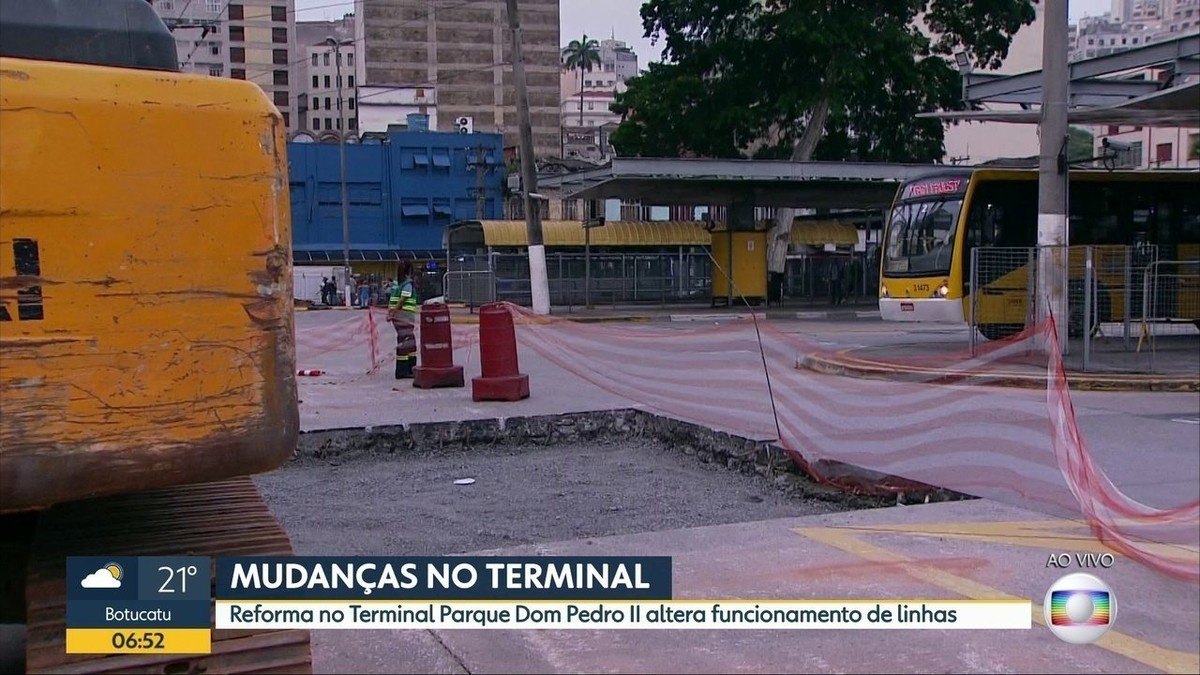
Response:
25,479,312,674
0,56,298,515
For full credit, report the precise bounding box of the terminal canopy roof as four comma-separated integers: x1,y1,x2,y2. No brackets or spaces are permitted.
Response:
922,34,1200,126
539,158,939,210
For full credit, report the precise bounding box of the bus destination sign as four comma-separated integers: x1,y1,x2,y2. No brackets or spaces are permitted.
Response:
902,178,967,200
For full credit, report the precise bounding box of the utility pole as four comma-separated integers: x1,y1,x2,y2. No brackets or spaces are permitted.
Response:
1037,0,1069,351
504,0,550,314
327,37,353,308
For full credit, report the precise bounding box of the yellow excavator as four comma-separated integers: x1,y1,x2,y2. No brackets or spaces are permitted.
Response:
1,0,309,671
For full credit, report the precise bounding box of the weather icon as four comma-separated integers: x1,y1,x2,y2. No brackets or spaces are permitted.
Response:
81,562,123,589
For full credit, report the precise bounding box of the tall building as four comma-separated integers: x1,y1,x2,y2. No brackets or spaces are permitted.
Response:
598,38,638,81
355,0,562,158
152,0,228,77
295,16,357,136
148,0,298,131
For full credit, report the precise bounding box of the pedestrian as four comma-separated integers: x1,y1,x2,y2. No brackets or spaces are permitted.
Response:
388,262,419,378
357,277,370,309
828,260,844,306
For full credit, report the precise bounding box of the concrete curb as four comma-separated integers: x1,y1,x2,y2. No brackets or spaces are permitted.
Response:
795,310,881,320
798,352,1200,392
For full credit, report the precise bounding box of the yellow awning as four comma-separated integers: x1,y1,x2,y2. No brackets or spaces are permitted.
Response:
478,220,712,247
790,220,860,247
471,218,859,248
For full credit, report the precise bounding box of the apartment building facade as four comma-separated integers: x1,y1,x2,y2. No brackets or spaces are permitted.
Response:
147,0,298,131
355,0,562,159
295,16,357,136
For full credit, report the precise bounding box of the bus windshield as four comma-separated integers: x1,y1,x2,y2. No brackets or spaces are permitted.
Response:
884,198,961,276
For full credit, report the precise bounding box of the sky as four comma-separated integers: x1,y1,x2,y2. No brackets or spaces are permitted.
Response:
295,0,1114,70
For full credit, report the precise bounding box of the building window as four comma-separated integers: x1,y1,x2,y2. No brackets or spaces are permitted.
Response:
348,75,354,87
159,0,174,10
271,5,286,21
1189,133,1200,161
1106,125,1119,136
229,25,244,42
348,117,357,130
325,118,333,130
336,52,342,66
313,98,320,110
323,53,330,66
324,75,331,88
347,53,354,66
311,53,318,66
337,76,342,88
336,117,342,130
324,97,331,109
348,97,355,110
312,118,320,131
272,27,287,44
273,49,288,65
206,0,222,11
230,68,245,80
209,42,221,55
208,65,222,77
230,47,245,63
273,91,288,106
312,75,319,88
228,4,243,20
273,70,288,86
1155,142,1173,164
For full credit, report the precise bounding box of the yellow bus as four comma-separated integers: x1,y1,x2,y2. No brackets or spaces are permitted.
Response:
878,167,1200,339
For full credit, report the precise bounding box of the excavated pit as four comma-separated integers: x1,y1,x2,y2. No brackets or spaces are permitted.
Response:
256,410,974,555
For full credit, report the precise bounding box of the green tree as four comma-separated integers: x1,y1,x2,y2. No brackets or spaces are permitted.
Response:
1068,126,1095,162
562,35,602,127
610,0,1036,271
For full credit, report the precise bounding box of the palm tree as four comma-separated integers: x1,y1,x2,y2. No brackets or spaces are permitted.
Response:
562,35,601,127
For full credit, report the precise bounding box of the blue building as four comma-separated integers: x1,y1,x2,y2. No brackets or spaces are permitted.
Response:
288,130,505,262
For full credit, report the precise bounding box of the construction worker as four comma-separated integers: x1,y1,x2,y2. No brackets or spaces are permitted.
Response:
388,261,419,378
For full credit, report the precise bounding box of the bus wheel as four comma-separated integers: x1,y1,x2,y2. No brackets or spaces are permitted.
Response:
978,324,1023,341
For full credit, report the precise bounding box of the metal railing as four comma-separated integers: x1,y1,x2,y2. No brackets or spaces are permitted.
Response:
442,270,496,310
969,244,1198,373
1138,258,1200,371
444,250,878,308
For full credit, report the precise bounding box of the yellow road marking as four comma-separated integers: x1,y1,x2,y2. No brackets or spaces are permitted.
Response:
794,525,1200,674
831,520,1199,562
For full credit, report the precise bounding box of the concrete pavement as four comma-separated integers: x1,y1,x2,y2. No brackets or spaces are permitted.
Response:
309,500,1199,674
289,310,1199,674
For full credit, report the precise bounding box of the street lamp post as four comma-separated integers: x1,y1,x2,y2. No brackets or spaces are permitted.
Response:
326,37,353,308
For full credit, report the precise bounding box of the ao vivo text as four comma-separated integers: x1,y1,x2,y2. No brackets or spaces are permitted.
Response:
1045,552,1116,569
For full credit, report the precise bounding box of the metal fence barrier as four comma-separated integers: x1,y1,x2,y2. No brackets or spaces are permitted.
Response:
969,244,1198,373
442,270,496,309
445,250,878,308
1139,258,1200,371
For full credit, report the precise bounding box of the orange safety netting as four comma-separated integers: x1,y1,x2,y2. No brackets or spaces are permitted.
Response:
295,303,1200,582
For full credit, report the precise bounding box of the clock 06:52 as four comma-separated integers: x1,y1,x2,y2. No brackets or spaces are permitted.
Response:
110,632,166,650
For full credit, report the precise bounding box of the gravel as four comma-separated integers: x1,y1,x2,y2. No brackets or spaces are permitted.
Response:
255,437,845,555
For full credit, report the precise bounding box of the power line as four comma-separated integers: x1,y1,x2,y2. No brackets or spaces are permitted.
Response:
175,0,490,68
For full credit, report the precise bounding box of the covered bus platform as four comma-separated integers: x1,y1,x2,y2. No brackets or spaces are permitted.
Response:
478,158,942,306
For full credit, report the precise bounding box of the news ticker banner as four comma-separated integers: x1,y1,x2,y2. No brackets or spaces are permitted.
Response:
66,555,1031,653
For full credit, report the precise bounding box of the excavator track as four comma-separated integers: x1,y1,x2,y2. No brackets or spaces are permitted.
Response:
23,478,312,674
